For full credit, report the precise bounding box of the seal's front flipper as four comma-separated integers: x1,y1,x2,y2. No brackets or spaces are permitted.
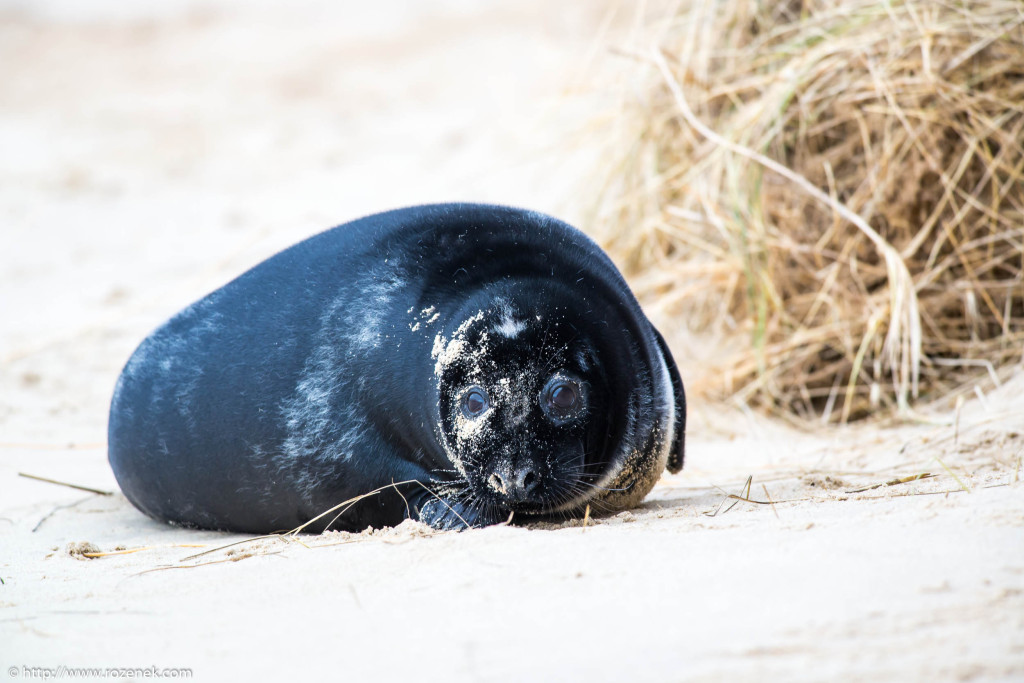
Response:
412,491,503,531
651,326,687,474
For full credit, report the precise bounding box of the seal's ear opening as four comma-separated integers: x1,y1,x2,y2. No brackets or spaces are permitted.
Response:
651,326,686,474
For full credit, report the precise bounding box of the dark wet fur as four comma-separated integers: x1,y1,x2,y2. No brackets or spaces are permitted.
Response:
108,203,686,533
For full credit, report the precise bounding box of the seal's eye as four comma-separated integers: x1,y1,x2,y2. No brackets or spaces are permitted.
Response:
542,377,584,422
551,383,578,411
461,387,490,418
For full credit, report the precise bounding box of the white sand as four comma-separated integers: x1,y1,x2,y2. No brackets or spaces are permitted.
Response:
2,2,1022,681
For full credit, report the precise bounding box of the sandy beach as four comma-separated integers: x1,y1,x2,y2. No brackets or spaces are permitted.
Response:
2,2,1022,681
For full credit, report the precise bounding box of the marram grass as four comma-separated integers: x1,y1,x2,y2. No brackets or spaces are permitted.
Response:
592,0,1024,423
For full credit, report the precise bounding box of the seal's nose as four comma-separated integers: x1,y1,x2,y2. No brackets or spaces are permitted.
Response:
487,466,540,501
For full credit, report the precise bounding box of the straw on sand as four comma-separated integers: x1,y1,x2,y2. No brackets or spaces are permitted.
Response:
591,0,1024,423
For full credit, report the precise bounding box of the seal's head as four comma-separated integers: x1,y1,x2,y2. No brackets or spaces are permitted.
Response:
430,280,684,526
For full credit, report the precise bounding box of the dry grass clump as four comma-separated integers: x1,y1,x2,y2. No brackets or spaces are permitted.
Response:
593,0,1024,423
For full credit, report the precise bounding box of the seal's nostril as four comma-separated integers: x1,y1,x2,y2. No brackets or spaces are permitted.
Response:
488,473,506,493
490,468,539,500
517,468,538,494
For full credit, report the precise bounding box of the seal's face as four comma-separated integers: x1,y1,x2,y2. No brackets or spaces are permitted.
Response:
432,296,623,523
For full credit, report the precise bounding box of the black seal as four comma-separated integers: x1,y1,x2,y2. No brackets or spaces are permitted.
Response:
108,203,686,532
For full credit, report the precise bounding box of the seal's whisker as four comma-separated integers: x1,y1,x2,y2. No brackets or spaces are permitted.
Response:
540,334,580,374
574,480,630,493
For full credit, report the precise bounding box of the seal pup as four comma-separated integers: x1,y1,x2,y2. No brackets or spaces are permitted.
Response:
108,203,685,532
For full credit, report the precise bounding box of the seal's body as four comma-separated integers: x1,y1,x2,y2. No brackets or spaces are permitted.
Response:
108,204,685,533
